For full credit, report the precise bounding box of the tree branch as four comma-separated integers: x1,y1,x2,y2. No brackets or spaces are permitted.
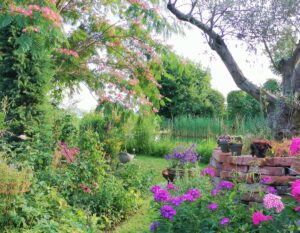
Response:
167,2,278,104
262,38,277,70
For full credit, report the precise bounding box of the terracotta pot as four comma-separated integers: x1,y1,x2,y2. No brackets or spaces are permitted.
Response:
162,168,191,183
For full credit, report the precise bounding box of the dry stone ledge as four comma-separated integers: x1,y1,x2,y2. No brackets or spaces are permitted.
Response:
209,148,299,202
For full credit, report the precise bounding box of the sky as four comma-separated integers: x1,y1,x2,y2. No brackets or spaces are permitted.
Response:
63,25,280,113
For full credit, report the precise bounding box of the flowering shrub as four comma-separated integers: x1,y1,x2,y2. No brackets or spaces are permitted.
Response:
165,144,198,169
149,169,300,232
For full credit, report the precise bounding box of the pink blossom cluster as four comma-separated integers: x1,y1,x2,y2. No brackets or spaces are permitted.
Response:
290,138,300,156
128,0,150,10
55,48,79,58
291,180,300,201
263,193,284,213
166,183,178,191
59,141,80,163
9,4,62,27
22,26,40,33
252,211,273,225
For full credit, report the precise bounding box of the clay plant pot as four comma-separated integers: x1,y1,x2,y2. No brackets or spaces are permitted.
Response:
219,140,230,153
230,143,243,156
250,141,272,158
162,168,187,183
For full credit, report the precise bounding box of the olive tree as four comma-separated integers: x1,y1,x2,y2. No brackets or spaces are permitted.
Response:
167,0,300,138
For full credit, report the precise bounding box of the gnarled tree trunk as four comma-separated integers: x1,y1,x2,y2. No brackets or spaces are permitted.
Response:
167,1,300,138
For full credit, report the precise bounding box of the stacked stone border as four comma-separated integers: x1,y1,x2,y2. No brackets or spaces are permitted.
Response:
209,148,300,202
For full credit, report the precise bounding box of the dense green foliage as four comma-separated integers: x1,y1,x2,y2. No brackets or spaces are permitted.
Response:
159,51,225,118
226,90,262,120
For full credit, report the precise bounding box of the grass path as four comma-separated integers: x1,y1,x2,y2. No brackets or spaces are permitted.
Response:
112,155,168,233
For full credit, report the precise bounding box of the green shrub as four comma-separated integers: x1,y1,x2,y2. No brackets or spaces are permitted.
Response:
148,139,177,157
196,139,217,164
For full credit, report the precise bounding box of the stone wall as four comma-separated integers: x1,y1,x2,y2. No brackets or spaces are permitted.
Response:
209,148,299,202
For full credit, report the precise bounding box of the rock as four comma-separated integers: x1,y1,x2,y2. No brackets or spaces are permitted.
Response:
118,152,135,163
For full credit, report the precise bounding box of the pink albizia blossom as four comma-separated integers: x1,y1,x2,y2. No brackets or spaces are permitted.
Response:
263,193,284,213
290,138,300,156
252,211,273,225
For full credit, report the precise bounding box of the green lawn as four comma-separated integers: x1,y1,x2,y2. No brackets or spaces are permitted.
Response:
112,155,207,233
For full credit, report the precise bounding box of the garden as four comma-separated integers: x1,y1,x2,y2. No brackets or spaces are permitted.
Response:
1,0,300,233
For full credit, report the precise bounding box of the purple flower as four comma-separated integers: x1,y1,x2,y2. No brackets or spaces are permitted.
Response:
186,188,201,199
160,205,177,220
220,217,230,225
211,189,219,196
201,167,215,177
181,194,195,202
150,221,160,232
290,138,300,156
170,196,183,206
261,176,272,184
165,145,198,166
298,220,300,225
154,189,170,203
208,203,218,211
268,186,276,194
150,185,161,194
166,183,178,191
218,181,234,190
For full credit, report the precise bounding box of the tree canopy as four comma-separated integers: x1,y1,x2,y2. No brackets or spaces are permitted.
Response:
159,51,224,118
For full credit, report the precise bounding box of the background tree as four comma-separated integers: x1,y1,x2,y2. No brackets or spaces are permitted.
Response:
167,0,300,137
159,50,224,118
226,90,261,119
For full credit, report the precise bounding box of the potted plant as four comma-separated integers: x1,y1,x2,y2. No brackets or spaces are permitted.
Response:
217,135,231,153
250,140,272,158
229,135,243,156
162,144,199,183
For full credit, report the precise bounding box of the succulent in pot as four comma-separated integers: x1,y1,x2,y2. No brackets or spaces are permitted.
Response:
229,135,243,156
250,140,272,158
217,135,231,153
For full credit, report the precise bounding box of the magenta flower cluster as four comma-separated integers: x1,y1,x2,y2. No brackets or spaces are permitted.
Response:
219,217,230,225
160,205,177,220
201,167,215,177
290,138,300,156
217,181,234,190
252,211,273,225
150,221,160,232
208,203,218,211
291,180,300,201
261,176,272,184
166,183,178,191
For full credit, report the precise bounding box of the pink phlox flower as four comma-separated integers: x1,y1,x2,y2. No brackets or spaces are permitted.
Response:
252,211,273,225
181,194,194,202
218,181,234,190
201,167,215,177
261,176,272,184
186,188,200,200
263,193,284,213
154,189,170,203
290,138,300,156
208,203,218,211
294,206,300,211
150,185,161,194
219,217,230,225
166,183,178,191
160,205,176,220
170,196,183,206
291,180,300,201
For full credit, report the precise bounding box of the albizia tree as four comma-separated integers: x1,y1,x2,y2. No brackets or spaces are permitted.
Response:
167,0,300,138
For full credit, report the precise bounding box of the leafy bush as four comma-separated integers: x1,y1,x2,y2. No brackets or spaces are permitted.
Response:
196,139,217,164
148,139,176,157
